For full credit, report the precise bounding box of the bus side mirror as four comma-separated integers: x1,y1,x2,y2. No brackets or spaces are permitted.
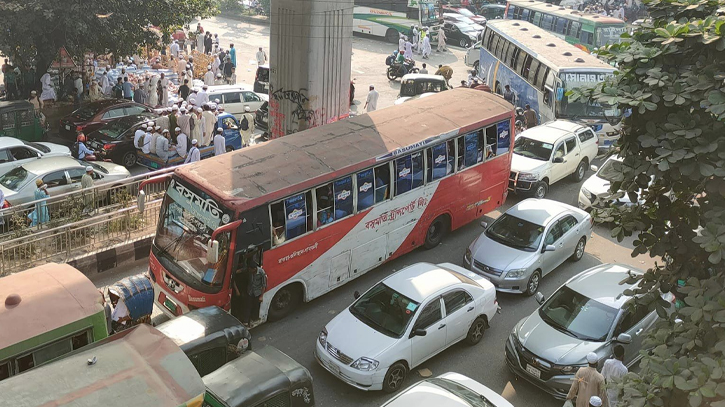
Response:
207,240,220,264
137,190,145,213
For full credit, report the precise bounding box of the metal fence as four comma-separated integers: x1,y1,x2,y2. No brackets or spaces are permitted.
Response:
0,199,162,276
0,167,174,240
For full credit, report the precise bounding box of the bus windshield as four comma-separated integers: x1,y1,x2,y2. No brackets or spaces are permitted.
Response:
153,179,232,292
596,25,626,47
557,72,622,120
420,1,438,24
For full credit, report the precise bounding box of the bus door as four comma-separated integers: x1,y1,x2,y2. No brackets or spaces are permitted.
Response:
230,205,270,322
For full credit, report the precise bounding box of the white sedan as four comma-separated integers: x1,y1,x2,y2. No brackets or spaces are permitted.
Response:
0,137,70,176
382,372,513,407
315,262,498,393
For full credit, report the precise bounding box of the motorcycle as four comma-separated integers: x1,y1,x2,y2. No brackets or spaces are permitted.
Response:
386,59,419,81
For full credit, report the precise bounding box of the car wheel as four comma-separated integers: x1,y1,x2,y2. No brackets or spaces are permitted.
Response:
533,181,548,199
459,38,467,47
267,285,301,321
386,28,400,44
121,151,137,168
383,362,408,393
525,270,541,296
573,160,588,182
571,237,586,262
424,215,449,249
466,317,486,345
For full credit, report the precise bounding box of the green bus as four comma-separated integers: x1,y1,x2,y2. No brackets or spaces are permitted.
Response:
353,0,439,43
0,324,206,407
505,0,626,52
0,263,109,381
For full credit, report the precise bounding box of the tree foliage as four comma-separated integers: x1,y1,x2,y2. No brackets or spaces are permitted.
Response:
0,0,217,71
569,0,725,406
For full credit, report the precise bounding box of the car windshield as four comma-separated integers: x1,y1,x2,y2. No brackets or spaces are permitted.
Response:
153,179,233,293
539,285,619,341
0,166,36,191
459,23,479,33
349,282,419,338
514,136,553,161
94,120,131,140
557,72,623,121
75,159,108,174
400,79,446,97
596,25,626,47
23,141,49,154
427,378,496,407
485,213,544,251
596,159,624,183
73,104,103,121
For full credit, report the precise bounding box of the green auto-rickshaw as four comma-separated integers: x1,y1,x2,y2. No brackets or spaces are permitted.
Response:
0,101,45,142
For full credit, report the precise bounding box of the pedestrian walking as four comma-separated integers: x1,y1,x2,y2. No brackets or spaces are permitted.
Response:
122,77,133,100
435,64,453,85
178,79,190,101
437,26,448,52
523,104,538,128
244,261,267,324
112,78,123,99
74,72,84,103
159,73,169,106
503,84,515,104
421,29,432,59
364,85,379,113
204,32,213,54
566,353,609,407
195,23,205,51
601,346,628,407
239,106,255,147
419,63,428,74
213,127,226,156
404,38,414,60
184,139,201,163
399,35,406,53
81,166,94,213
29,179,50,227
201,104,216,146
256,47,268,65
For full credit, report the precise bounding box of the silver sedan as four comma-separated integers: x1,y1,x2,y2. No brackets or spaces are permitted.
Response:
463,198,592,295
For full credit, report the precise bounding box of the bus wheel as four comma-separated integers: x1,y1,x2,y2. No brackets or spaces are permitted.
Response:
385,28,399,44
424,215,449,250
268,284,301,321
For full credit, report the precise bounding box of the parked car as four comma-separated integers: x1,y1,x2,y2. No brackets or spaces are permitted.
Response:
477,4,506,20
464,198,592,295
0,100,46,141
382,372,513,407
254,64,270,94
255,100,268,131
441,5,488,25
86,113,158,168
0,137,70,176
509,120,599,199
442,21,482,48
394,74,449,105
315,262,498,393
0,157,131,205
206,84,268,117
58,99,153,142
442,13,485,32
464,41,482,73
506,263,674,399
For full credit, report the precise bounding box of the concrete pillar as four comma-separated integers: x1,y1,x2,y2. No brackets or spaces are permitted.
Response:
268,0,353,139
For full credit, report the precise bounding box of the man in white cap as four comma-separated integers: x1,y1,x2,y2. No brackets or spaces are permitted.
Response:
364,85,379,113
197,85,210,107
81,165,95,212
149,125,162,154
212,53,221,76
172,127,187,159
100,70,111,95
170,40,180,58
178,108,192,137
159,73,170,106
204,65,215,86
213,127,226,156
184,139,201,163
156,129,171,162
256,47,267,65
601,345,627,407
240,105,255,147
201,104,216,146
156,109,170,133
134,124,147,150
589,396,603,407
214,73,225,86
142,127,153,155
567,352,609,407
177,56,186,76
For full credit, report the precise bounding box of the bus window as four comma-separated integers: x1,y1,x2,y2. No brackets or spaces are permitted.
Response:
541,14,554,31
356,168,375,212
532,11,542,26
581,31,594,45
569,21,581,38
447,139,456,173
516,50,528,75
495,38,506,59
463,133,480,167
315,183,335,226
536,67,549,91
554,17,567,34
374,163,390,203
482,28,491,48
509,46,520,70
426,142,452,182
0,361,9,380
333,176,354,220
456,137,465,171
527,59,540,84
521,8,530,21
411,151,424,190
485,125,497,158
503,42,515,66
496,120,512,155
273,192,313,242
16,354,34,373
394,155,413,196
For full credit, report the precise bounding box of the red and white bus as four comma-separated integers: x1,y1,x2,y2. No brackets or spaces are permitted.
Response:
141,88,514,324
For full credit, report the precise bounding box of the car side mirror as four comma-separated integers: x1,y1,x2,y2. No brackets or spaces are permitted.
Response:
535,292,545,305
590,165,598,172
353,291,360,300
409,328,427,338
542,244,556,253
552,157,564,164
480,221,488,228
615,333,632,344
207,240,220,264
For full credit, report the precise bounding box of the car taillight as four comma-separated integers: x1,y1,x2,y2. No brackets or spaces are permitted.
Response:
103,143,116,150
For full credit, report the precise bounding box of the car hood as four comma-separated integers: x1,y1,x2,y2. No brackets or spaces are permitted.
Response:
94,162,132,178
0,185,17,199
470,232,536,271
515,313,604,366
511,153,548,175
325,309,399,361
581,173,610,196
36,142,71,157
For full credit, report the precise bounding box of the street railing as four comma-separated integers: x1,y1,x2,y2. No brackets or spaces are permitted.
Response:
0,167,174,240
0,199,162,276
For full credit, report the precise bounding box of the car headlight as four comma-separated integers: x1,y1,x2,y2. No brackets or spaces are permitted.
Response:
351,357,379,371
318,328,327,347
517,172,538,182
505,268,527,279
581,187,591,197
464,248,472,264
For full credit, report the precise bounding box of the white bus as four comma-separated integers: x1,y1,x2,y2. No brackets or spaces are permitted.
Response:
478,20,622,147
354,0,439,43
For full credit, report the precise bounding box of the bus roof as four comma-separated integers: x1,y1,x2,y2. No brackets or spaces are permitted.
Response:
0,263,104,351
487,20,616,71
0,324,206,407
177,88,514,211
506,0,625,25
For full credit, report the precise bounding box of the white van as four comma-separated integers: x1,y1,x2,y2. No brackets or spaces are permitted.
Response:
205,85,268,118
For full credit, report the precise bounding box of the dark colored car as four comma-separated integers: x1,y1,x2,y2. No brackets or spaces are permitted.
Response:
255,100,268,131
441,5,488,25
58,99,153,142
442,21,480,48
478,4,506,20
254,65,270,94
85,113,157,167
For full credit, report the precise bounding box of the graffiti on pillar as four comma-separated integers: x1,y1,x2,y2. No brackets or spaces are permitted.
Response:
269,86,351,138
268,97,286,140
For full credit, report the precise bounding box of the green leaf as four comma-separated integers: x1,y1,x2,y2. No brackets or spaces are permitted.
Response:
675,375,699,391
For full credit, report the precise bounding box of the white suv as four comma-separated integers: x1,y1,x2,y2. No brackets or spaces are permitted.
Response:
509,120,599,199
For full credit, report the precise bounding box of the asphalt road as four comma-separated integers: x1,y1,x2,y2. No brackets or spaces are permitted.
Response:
88,17,655,407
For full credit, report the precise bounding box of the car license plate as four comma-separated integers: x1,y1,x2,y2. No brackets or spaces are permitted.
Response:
526,364,541,379
164,298,177,313
65,125,71,131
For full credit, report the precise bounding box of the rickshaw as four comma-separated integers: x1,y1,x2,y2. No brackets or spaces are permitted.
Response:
107,273,154,333
0,101,46,142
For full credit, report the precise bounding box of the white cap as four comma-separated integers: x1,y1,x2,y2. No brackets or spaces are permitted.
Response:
191,139,198,145
244,106,250,112
586,352,599,364
589,396,602,407
155,125,161,130
172,105,178,110
207,65,211,70
217,127,223,132
175,127,181,131
180,108,187,113
162,129,170,133
195,107,202,112
216,73,222,78
85,166,93,172
141,124,147,129
214,98,220,103
202,85,208,89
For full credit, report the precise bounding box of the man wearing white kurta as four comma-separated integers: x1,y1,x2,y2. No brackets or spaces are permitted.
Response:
204,66,215,86
196,85,210,107
201,106,216,146
159,74,169,106
213,128,226,156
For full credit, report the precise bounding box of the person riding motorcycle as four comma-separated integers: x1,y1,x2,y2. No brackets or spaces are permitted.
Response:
393,51,415,76
74,133,107,162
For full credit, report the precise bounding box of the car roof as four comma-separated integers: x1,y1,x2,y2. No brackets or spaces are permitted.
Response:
565,263,644,309
206,84,253,93
401,74,447,81
0,137,25,148
19,156,83,174
517,120,586,144
383,263,466,302
506,198,583,226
